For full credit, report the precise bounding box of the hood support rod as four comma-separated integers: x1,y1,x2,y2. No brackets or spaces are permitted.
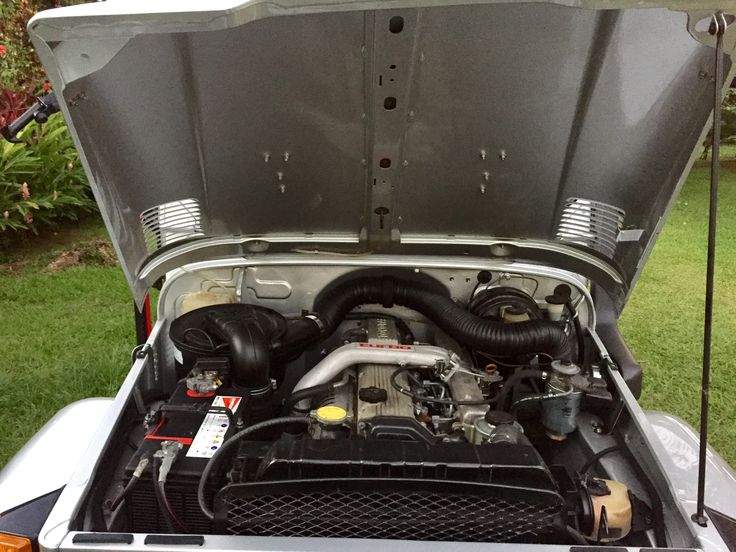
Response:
692,11,729,528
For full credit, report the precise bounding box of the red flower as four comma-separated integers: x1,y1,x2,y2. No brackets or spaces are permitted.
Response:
42,81,52,91
0,45,6,57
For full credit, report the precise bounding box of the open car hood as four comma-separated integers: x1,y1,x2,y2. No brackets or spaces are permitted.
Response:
28,0,736,310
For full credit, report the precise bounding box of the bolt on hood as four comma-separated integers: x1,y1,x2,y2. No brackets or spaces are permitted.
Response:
27,0,736,311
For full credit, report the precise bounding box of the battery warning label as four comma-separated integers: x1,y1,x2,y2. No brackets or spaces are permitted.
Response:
186,395,242,458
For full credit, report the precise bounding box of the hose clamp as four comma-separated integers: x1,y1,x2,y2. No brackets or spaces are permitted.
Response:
249,383,273,397
304,314,326,334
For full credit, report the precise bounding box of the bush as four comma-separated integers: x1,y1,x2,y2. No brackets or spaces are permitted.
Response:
0,0,44,95
1,0,86,96
0,0,96,238
1,112,94,233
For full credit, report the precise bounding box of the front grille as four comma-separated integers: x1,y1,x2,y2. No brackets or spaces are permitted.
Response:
216,478,564,542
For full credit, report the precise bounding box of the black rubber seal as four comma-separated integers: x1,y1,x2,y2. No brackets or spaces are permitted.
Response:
144,535,205,545
72,533,134,544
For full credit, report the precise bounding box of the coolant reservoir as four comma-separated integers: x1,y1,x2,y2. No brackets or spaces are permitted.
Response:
545,294,566,321
584,479,632,542
179,290,235,315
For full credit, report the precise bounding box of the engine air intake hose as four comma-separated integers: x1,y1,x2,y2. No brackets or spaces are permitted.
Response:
205,312,271,390
277,274,571,360
170,304,287,389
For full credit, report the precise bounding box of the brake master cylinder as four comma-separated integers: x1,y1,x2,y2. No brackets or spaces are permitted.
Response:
542,360,583,440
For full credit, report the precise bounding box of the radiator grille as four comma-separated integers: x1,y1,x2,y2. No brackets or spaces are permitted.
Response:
217,479,563,542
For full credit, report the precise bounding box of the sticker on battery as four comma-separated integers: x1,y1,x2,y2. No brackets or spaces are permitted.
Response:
186,395,242,458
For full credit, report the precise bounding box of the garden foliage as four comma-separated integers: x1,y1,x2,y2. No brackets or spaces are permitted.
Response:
0,113,93,233
1,0,92,234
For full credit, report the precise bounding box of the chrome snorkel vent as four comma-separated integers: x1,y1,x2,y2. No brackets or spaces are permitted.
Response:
555,198,625,259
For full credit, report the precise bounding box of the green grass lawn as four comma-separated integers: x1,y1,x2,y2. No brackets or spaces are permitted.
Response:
1,166,735,469
619,163,736,464
0,220,135,468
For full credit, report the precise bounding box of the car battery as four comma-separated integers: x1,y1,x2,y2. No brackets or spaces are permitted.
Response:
123,381,251,533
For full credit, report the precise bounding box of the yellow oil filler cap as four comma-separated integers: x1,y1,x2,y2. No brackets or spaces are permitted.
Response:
314,405,348,425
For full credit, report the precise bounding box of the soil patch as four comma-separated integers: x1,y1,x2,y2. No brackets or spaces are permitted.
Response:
46,239,117,271
0,260,29,273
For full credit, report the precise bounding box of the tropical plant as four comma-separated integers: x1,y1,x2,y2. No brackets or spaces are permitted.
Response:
0,87,33,128
1,112,94,233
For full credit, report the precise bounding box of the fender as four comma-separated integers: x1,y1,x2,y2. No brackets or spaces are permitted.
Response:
645,411,736,550
0,398,112,515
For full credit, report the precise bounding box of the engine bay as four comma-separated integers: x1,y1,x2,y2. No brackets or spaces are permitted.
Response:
81,267,658,546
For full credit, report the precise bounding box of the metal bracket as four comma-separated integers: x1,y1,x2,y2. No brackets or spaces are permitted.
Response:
134,343,153,360
366,10,418,249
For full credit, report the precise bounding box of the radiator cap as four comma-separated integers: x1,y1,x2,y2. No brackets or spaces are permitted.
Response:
314,405,348,425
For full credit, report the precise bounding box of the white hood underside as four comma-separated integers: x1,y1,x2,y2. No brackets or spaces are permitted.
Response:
27,0,736,309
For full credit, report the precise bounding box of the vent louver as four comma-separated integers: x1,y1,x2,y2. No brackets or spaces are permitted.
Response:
140,198,203,254
556,198,625,259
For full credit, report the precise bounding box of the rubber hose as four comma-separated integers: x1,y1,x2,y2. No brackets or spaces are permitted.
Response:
284,382,335,413
566,300,586,366
496,368,546,411
198,416,310,520
205,313,271,389
275,318,322,360
565,525,589,545
579,446,621,474
305,275,571,359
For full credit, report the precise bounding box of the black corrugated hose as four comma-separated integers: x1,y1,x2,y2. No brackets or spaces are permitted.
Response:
276,274,571,360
